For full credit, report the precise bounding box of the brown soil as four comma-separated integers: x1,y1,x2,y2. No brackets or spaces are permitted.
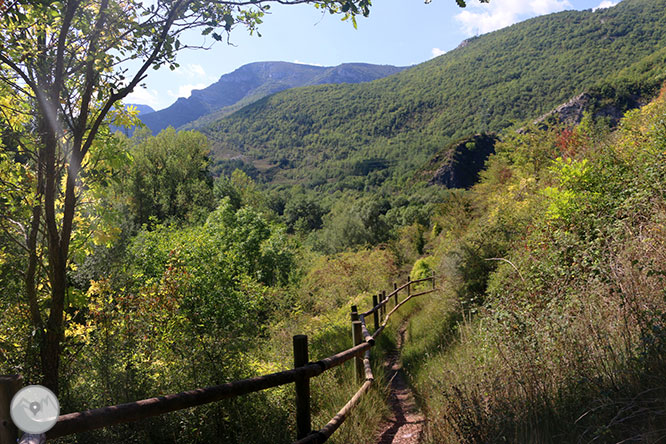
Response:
374,319,425,444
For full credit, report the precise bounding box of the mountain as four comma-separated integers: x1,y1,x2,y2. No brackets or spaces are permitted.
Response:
201,0,666,191
139,62,405,134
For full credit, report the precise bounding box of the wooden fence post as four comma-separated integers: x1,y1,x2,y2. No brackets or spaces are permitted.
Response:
372,295,379,331
381,291,386,321
407,275,411,297
293,335,311,439
1,375,22,444
351,305,359,323
377,293,382,321
351,321,363,383
432,271,435,289
393,282,398,307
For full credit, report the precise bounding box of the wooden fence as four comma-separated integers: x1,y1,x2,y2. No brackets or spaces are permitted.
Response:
0,274,437,444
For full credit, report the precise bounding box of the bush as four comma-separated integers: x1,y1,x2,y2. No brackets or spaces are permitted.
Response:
410,256,436,281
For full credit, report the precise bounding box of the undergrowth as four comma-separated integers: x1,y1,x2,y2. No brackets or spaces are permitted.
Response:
403,87,666,443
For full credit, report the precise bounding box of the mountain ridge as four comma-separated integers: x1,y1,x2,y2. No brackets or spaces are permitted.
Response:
139,61,405,134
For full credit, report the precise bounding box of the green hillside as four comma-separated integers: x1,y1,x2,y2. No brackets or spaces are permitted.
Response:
203,0,666,191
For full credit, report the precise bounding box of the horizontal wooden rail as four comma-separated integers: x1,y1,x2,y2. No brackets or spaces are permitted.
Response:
362,349,374,382
361,276,433,316
371,288,437,340
48,367,318,438
358,315,375,344
317,342,372,373
45,342,372,439
293,379,373,444
8,274,437,444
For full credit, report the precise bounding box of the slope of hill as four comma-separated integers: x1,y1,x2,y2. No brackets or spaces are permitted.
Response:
400,84,666,444
139,62,405,134
202,0,666,191
410,45,666,189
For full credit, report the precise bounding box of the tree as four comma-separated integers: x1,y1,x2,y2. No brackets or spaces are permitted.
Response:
121,128,215,226
284,194,326,233
0,0,371,393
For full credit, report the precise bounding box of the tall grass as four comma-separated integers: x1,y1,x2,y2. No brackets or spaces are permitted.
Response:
400,90,666,443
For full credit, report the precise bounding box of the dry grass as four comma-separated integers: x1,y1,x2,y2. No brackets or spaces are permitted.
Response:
402,207,666,444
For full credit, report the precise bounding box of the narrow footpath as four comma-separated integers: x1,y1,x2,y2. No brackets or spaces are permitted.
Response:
374,319,425,444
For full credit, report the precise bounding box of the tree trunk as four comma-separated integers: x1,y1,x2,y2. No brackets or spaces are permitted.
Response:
25,200,44,331
38,105,67,395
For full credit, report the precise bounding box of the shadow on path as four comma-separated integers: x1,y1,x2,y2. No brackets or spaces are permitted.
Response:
375,321,425,444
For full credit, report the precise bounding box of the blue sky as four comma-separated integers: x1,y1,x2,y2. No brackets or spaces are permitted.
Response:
126,0,619,111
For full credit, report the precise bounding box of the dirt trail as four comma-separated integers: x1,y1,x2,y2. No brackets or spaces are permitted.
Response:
374,319,425,444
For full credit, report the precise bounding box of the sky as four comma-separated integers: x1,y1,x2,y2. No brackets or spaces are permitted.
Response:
126,0,620,111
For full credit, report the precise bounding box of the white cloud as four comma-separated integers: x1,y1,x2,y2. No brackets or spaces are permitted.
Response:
593,0,618,11
167,83,207,99
174,63,212,80
293,60,324,67
455,0,572,36
431,47,447,58
124,87,161,109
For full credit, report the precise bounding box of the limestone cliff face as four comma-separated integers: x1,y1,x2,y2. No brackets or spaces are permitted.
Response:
423,134,498,189
531,90,643,129
535,93,594,126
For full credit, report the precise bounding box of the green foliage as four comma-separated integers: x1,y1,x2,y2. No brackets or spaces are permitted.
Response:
296,248,398,315
283,194,326,233
542,157,594,222
60,197,297,442
588,46,666,117
120,128,215,226
311,195,392,253
410,256,435,281
212,157,260,179
229,169,266,210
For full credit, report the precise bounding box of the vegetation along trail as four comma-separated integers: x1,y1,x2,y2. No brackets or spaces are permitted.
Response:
375,318,425,444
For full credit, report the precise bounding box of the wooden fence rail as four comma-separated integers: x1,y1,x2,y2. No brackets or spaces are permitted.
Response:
1,273,437,444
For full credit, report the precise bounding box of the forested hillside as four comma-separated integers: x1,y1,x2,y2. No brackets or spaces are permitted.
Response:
203,0,666,192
